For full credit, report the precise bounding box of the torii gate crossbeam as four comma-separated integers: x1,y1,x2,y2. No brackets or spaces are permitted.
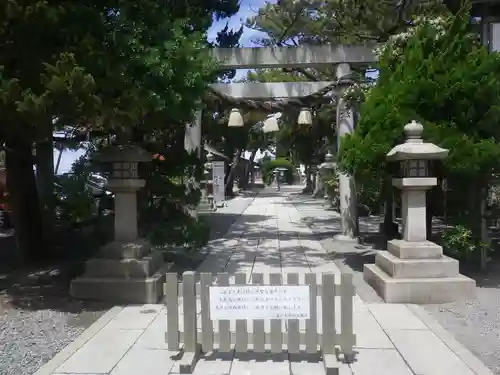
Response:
209,81,336,99
211,44,377,69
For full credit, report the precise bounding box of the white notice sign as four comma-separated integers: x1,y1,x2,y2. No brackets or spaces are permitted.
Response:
209,285,310,320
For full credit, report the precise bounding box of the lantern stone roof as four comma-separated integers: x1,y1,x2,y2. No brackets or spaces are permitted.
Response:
95,145,152,163
386,121,448,161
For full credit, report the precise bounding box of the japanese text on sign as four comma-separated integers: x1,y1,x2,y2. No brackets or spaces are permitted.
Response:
209,285,310,320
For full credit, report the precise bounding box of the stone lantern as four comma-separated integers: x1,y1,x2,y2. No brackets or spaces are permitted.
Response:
319,151,336,200
364,121,475,303
203,152,215,210
308,163,319,194
71,145,167,303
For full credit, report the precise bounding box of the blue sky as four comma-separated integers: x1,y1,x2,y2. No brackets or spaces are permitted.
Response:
207,0,275,80
207,0,273,45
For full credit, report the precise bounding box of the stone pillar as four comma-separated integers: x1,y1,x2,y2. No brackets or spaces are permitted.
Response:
313,171,324,197
335,63,358,241
402,188,427,242
319,151,336,201
109,180,144,242
310,165,318,192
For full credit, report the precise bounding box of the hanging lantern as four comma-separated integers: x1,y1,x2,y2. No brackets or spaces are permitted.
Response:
262,115,279,133
227,108,244,127
297,107,313,125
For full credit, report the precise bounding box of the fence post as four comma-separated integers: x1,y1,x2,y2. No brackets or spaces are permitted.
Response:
322,272,340,375
305,273,318,354
165,273,179,351
340,272,356,362
321,273,336,354
269,273,283,353
287,273,300,354
200,273,214,352
179,271,199,373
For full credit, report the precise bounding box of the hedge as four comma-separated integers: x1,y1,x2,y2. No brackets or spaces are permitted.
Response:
261,158,295,185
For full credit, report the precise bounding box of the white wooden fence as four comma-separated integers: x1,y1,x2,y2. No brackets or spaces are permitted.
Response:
164,271,356,374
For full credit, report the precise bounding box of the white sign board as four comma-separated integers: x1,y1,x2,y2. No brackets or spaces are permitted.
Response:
212,161,225,207
491,23,500,52
209,285,310,320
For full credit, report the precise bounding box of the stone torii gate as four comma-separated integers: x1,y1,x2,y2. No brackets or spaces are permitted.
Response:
186,44,376,241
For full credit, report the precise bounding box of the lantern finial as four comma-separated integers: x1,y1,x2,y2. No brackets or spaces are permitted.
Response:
404,120,423,142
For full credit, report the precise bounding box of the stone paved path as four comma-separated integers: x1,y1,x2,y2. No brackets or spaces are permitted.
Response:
35,186,495,375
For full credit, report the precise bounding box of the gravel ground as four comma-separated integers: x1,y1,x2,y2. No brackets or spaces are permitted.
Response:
0,263,111,375
0,227,112,375
423,269,500,375
0,308,105,375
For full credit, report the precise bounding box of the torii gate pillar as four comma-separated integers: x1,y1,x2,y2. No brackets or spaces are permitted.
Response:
335,63,358,241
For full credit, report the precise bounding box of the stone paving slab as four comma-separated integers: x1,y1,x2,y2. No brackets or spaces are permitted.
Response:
284,187,383,303
37,301,495,375
34,186,495,375
54,326,144,374
386,329,476,375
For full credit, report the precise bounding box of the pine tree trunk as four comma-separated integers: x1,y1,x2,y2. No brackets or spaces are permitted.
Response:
6,139,48,262
241,149,257,189
304,166,314,193
35,131,55,245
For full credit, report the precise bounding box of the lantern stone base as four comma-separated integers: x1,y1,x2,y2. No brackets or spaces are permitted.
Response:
364,239,476,303
70,239,169,304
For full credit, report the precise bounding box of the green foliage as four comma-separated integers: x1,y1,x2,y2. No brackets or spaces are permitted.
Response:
245,69,308,83
149,212,210,252
441,225,490,261
261,158,295,185
246,0,444,45
338,4,500,258
54,155,97,225
323,170,339,209
277,110,333,165
339,6,500,204
138,146,211,251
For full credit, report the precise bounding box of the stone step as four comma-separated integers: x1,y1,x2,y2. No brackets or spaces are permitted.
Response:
84,250,164,278
376,251,459,279
71,264,170,304
198,201,214,213
98,239,151,259
388,239,443,259
364,264,475,304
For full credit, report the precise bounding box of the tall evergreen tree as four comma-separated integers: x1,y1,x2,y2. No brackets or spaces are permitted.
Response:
0,0,240,260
